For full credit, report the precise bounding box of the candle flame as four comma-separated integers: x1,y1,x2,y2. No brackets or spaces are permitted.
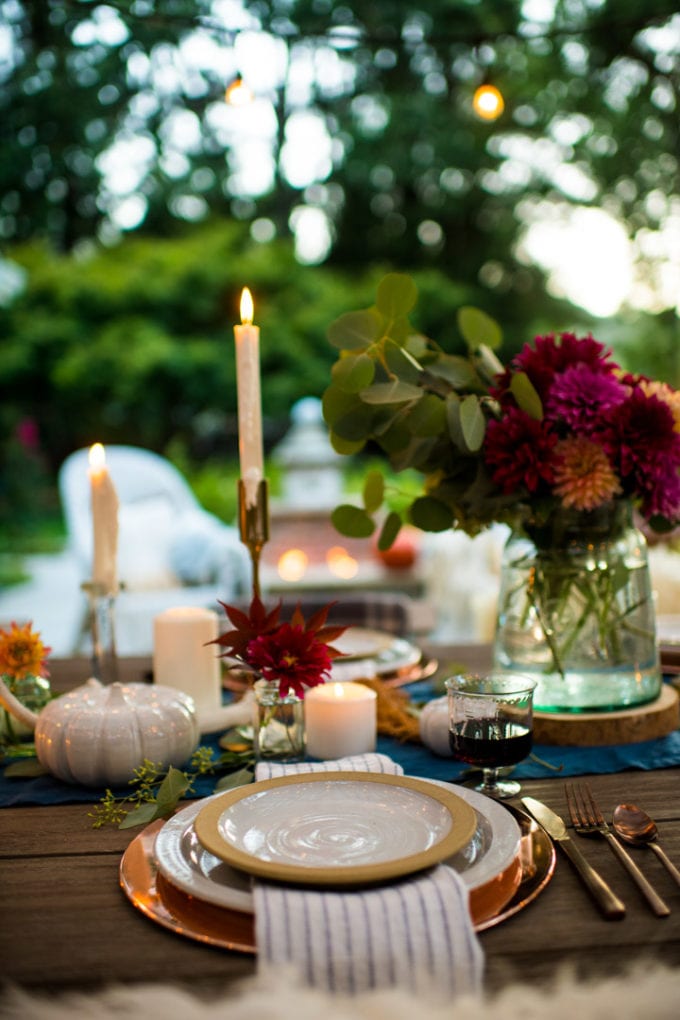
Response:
332,683,345,698
240,287,254,325
88,443,106,472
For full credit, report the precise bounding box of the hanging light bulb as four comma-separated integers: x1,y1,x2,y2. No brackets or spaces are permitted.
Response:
225,74,254,106
472,82,505,121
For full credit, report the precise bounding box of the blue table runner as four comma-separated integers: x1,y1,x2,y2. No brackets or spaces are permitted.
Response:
2,682,679,808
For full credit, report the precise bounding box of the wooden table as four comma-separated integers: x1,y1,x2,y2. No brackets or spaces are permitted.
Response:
2,656,679,997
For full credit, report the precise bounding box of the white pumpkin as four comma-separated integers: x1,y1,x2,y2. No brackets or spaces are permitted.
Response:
418,696,453,757
34,679,200,786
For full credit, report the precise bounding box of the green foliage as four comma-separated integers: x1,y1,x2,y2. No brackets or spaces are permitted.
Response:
323,273,519,542
89,746,254,830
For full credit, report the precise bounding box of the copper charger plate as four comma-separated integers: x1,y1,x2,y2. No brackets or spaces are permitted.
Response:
119,803,554,949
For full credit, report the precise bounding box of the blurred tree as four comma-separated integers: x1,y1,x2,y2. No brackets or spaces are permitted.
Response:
1,0,677,321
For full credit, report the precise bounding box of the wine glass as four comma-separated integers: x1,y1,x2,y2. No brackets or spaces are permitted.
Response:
445,673,536,799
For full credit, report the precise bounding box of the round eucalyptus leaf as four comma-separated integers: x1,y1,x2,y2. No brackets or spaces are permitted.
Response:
457,306,502,351
384,339,422,383
446,393,465,448
409,496,454,533
322,382,358,426
430,354,478,390
363,469,385,513
328,308,382,351
406,333,429,359
361,380,423,404
406,393,447,436
332,403,375,441
331,504,376,538
376,273,418,319
377,511,403,551
510,371,543,420
330,431,366,455
332,352,376,393
460,394,486,452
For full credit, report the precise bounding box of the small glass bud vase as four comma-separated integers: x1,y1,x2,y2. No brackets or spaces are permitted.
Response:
253,678,306,763
0,674,51,742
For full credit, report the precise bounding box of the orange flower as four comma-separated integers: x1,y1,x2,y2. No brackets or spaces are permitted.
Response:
0,621,51,680
553,436,621,511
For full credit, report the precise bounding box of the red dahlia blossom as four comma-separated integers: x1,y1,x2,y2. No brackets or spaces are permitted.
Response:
212,597,346,698
484,409,558,495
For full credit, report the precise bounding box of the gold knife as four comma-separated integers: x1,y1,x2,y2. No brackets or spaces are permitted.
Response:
522,796,626,920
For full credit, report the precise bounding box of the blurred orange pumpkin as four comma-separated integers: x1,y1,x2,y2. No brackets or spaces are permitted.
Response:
373,527,420,570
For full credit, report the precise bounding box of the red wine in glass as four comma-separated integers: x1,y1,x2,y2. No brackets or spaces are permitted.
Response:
449,721,533,768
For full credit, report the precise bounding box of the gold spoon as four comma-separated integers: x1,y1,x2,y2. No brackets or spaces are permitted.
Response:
612,803,680,888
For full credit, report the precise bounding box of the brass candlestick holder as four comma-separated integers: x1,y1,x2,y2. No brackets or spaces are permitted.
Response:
81,581,119,685
238,478,269,599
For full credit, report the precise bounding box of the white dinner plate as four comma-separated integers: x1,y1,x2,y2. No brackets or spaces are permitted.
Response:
191,772,478,885
155,778,521,911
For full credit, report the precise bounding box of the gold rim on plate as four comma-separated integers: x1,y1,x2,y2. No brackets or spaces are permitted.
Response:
193,771,478,887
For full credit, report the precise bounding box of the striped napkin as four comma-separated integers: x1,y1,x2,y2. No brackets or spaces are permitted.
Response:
253,753,484,997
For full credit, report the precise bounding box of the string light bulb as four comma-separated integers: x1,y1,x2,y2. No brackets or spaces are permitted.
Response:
472,82,504,121
225,74,254,106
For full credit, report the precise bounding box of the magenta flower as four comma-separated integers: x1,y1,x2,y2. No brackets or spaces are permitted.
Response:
545,363,628,435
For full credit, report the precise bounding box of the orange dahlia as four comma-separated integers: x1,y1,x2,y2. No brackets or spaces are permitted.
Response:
553,436,621,511
0,621,51,681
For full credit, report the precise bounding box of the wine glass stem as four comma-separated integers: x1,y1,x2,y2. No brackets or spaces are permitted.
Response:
480,768,500,793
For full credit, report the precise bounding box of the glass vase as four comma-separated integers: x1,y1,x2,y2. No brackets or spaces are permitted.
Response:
0,674,51,742
493,501,661,713
252,678,306,762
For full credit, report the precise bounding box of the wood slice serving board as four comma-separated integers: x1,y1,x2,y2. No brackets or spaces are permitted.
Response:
533,683,679,746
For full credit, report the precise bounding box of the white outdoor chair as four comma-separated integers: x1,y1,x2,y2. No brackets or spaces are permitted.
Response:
58,445,251,654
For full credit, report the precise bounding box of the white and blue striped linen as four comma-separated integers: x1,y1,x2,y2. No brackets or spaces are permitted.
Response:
252,753,484,997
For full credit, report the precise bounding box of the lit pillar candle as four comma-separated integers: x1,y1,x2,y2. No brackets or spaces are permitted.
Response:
88,443,119,594
305,682,377,760
153,607,222,719
234,287,264,507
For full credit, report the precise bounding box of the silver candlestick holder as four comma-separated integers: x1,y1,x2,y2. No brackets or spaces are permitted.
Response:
238,479,269,600
81,581,119,685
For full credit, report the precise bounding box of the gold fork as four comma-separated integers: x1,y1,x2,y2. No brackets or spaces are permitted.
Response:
565,782,671,917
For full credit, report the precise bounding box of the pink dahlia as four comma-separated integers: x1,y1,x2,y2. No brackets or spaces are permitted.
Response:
546,363,628,435
484,408,558,495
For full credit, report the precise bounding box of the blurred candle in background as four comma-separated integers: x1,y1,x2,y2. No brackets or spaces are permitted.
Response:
305,681,377,759
88,443,119,593
234,287,264,506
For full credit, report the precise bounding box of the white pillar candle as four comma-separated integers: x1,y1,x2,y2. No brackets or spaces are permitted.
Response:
234,287,264,507
153,607,222,718
305,682,377,760
88,443,119,594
